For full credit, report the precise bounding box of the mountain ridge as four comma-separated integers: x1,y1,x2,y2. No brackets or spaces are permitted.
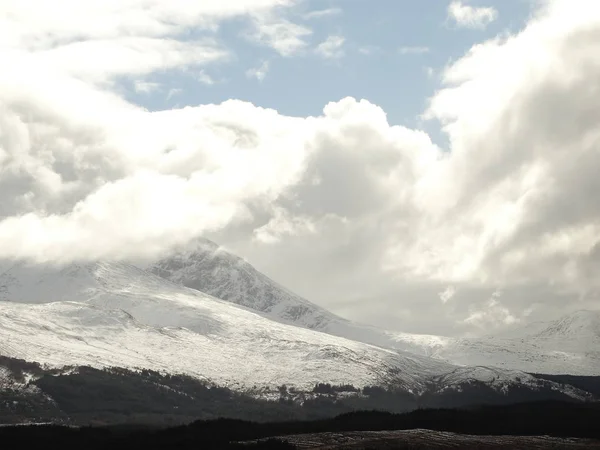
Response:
0,258,589,401
0,260,459,392
147,239,600,376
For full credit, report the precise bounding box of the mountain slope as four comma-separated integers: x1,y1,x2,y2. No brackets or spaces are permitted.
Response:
0,260,454,392
147,239,339,330
147,240,600,376
428,310,600,376
0,260,584,400
147,240,450,355
531,310,600,344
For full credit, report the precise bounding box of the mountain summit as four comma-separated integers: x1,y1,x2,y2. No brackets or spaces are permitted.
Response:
148,238,337,330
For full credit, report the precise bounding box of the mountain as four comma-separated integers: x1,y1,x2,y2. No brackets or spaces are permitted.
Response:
147,239,339,330
147,240,600,376
428,310,600,376
147,240,451,355
532,310,600,343
0,260,587,402
0,260,450,391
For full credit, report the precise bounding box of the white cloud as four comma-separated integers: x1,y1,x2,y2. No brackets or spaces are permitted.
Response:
0,1,269,50
230,0,600,334
253,207,316,243
315,35,345,59
303,8,342,20
0,0,310,262
463,290,521,331
358,45,382,56
198,69,215,86
447,1,498,29
0,1,296,83
439,286,456,304
32,37,228,84
246,60,270,82
246,16,312,56
0,90,314,263
399,46,430,55
411,0,600,294
134,80,160,94
166,88,182,101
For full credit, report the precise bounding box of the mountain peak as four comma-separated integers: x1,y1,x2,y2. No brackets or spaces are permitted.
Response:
148,239,337,329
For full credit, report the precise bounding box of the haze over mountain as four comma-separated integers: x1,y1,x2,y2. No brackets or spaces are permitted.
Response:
148,239,600,376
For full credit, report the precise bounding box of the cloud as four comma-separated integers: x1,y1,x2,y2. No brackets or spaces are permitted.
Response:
447,1,498,29
222,0,600,334
134,80,160,94
253,207,316,243
0,92,314,263
0,0,310,262
303,8,342,20
33,37,228,84
358,45,382,56
166,88,182,101
0,1,290,83
315,35,345,59
246,60,270,82
246,16,312,56
399,46,430,55
439,286,456,304
197,70,215,86
463,290,521,331
415,0,600,294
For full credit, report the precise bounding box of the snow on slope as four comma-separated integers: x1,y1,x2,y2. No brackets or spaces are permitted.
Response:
147,240,451,354
532,310,600,343
0,261,454,391
147,240,600,375
0,260,580,397
147,239,338,330
426,310,600,376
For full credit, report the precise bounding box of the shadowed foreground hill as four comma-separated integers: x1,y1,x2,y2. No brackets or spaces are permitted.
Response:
2,355,599,426
1,401,600,449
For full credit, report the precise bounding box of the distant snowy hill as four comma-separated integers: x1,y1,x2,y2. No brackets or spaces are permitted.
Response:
0,260,584,399
425,310,600,376
148,240,600,376
532,310,600,343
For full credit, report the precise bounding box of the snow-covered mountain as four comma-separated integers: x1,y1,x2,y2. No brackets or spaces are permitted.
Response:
147,239,339,330
0,261,452,392
0,260,584,399
423,310,600,376
532,310,600,343
147,240,450,354
147,240,600,376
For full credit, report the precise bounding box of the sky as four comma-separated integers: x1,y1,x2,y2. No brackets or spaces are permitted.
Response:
1,0,600,337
